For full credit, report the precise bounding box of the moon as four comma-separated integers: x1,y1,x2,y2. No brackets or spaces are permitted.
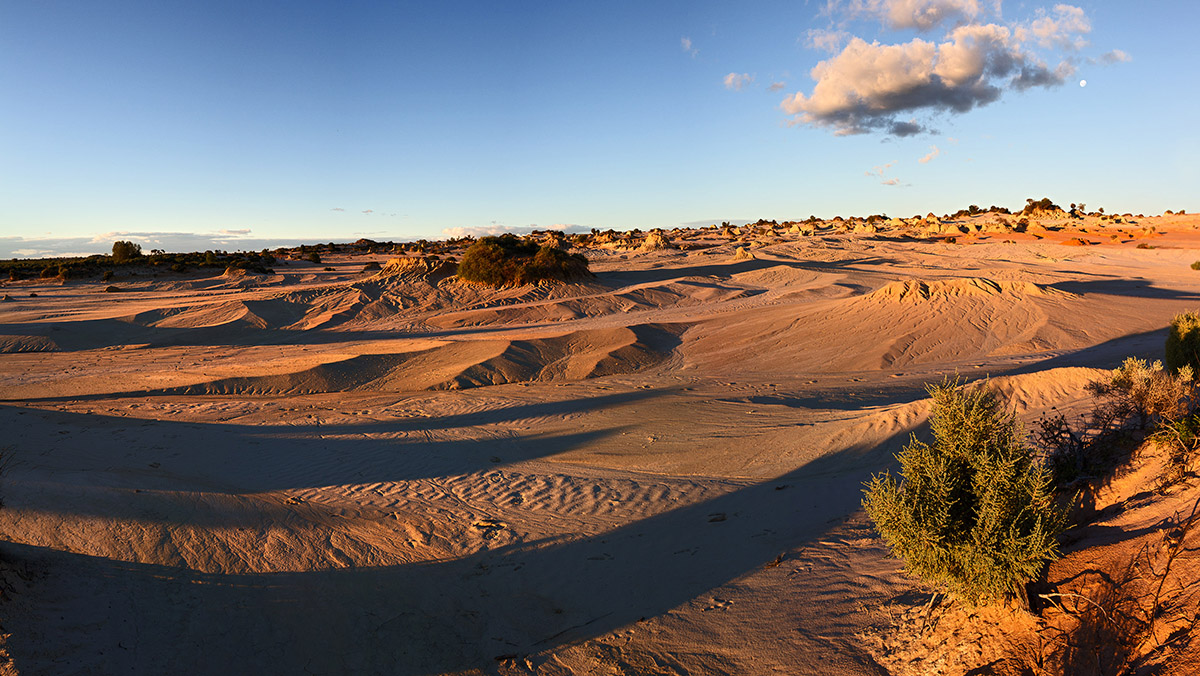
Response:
1080,79,1087,87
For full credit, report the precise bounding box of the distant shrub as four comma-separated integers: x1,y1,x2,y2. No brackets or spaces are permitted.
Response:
362,261,382,272
1191,261,1200,271
863,379,1064,606
112,240,142,262
1020,197,1061,216
102,270,113,282
1167,311,1200,374
458,234,591,286
307,252,322,264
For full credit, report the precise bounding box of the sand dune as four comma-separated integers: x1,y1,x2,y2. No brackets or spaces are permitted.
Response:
1,215,1199,674
171,323,684,395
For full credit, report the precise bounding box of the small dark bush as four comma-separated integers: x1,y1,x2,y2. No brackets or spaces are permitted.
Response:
458,235,591,286
307,252,322,264
1192,261,1200,271
102,270,113,282
362,261,382,272
863,379,1064,606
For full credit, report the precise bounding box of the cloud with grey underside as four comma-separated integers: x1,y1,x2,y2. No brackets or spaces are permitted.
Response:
785,1,1124,136
1,232,337,259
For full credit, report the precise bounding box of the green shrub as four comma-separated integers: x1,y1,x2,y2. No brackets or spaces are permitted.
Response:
111,240,142,262
307,252,322,264
863,379,1065,606
1191,261,1200,271
1166,312,1200,374
457,234,591,286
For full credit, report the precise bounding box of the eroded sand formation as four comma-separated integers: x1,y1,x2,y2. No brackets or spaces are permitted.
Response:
1,211,1199,674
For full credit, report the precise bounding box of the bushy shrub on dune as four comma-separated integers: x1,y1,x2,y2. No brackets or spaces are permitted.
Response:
457,234,591,286
1166,311,1200,374
111,240,142,262
863,379,1065,606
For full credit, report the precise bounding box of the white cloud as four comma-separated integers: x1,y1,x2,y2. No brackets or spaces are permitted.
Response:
919,145,942,163
783,2,1120,137
1024,4,1091,50
836,0,986,31
767,81,787,92
681,37,698,57
806,28,850,53
1093,48,1130,64
723,72,754,91
865,161,896,177
783,21,1073,135
881,177,901,185
0,232,320,258
441,223,591,239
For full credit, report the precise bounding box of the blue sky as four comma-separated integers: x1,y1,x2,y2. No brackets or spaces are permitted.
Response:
2,1,1196,257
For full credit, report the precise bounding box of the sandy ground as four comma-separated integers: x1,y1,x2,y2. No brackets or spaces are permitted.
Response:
1,213,1199,674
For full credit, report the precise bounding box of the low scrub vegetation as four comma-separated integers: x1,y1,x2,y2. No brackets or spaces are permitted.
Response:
457,234,591,286
1038,343,1200,492
863,379,1065,607
1167,311,1200,374
1,245,276,281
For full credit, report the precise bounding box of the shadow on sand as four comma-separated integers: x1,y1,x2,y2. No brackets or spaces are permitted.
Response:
0,393,917,675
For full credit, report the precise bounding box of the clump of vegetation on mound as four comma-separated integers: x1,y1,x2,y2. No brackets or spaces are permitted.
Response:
1039,357,1196,491
457,234,591,286
863,379,1065,607
949,204,1012,218
1020,197,1064,216
1167,311,1200,374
